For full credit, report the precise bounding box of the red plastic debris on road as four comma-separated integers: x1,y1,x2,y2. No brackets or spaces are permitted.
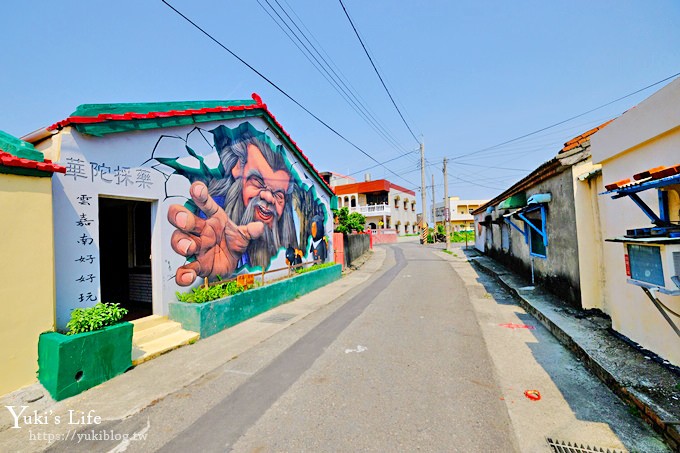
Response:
498,323,535,330
524,390,541,401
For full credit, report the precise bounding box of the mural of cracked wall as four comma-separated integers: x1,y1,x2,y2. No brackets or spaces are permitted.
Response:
51,110,333,329
154,122,328,285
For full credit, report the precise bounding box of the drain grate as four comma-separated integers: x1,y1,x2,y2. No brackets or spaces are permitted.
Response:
261,313,297,324
546,438,627,453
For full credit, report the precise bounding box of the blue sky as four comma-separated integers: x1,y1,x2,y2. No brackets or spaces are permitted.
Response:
2,1,679,204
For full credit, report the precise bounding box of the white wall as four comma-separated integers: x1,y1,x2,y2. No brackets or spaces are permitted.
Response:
50,118,333,329
591,79,680,365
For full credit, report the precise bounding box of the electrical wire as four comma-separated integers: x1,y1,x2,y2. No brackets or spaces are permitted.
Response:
160,0,419,189
338,0,421,145
345,73,679,178
447,71,680,162
257,0,410,155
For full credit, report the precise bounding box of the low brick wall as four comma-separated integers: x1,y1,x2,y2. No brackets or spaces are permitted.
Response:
169,264,342,338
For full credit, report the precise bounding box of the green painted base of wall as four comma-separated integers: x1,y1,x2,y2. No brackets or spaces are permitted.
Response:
38,323,133,401
170,264,342,338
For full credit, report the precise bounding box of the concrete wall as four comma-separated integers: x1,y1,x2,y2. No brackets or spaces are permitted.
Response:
572,162,606,311
371,229,398,244
591,80,680,365
474,212,486,252
0,174,55,396
46,118,334,329
484,169,583,308
344,233,370,265
389,189,417,235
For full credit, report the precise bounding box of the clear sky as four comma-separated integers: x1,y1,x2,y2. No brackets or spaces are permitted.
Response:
2,1,679,206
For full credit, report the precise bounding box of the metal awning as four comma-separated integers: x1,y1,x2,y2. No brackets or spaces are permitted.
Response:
602,173,680,227
503,203,549,255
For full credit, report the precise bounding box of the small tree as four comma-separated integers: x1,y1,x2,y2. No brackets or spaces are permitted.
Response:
332,207,366,233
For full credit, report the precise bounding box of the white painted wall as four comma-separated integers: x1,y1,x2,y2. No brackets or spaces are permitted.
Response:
591,78,680,365
49,118,333,329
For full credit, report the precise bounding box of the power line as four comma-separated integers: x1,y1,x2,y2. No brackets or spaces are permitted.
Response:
257,0,410,155
349,148,418,176
160,0,418,189
448,71,680,162
347,72,679,179
338,0,421,145
279,0,410,154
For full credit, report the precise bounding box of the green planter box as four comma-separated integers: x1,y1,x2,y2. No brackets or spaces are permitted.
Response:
170,264,342,338
38,322,133,401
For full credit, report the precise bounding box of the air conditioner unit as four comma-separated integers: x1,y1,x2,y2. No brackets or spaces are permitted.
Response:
624,242,680,295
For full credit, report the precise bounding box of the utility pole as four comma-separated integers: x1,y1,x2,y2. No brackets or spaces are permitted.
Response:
420,142,427,244
431,173,435,241
443,158,450,251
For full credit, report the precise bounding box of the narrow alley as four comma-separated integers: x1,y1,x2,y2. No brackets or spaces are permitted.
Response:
27,243,667,452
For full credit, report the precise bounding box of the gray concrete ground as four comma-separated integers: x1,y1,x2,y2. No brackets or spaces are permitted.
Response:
457,242,680,452
0,242,671,452
441,242,669,452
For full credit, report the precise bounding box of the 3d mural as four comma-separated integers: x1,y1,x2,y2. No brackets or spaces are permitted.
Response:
50,110,334,329
153,122,328,285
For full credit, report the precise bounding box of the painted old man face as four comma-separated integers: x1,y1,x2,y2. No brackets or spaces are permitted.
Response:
232,143,290,228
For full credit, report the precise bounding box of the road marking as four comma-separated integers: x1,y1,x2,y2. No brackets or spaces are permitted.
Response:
223,369,254,376
344,345,367,354
106,418,150,453
158,246,406,452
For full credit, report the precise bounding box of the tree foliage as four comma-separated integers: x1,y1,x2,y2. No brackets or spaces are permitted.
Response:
332,207,366,233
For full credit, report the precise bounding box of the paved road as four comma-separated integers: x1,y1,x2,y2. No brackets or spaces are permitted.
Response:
42,242,667,452
167,243,517,452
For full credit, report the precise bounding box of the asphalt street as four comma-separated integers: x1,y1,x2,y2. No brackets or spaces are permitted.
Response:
41,242,668,452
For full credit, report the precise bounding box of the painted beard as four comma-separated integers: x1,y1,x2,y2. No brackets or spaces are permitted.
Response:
240,195,280,268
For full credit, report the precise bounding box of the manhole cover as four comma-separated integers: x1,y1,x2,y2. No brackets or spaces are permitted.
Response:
261,313,297,324
546,438,627,453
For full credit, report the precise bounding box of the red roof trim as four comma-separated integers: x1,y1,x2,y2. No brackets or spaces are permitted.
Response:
47,103,262,131
256,103,333,194
334,179,416,196
44,93,332,193
0,151,66,174
388,182,416,196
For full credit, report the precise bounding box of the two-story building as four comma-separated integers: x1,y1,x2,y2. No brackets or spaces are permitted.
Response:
434,197,488,231
332,175,418,235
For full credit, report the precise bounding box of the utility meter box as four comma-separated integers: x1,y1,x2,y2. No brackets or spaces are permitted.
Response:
624,241,680,295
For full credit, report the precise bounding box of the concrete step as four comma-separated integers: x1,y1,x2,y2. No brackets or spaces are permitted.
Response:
133,320,183,344
130,314,167,331
131,315,199,366
132,329,199,366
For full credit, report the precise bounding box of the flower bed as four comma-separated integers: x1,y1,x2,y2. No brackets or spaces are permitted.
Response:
38,322,133,401
169,263,341,338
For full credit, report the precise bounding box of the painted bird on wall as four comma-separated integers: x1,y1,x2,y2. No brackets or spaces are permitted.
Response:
285,246,303,267
309,215,328,262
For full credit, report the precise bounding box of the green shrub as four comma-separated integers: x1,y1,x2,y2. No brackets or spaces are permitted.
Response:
294,262,336,275
66,302,128,335
176,280,253,303
451,231,475,243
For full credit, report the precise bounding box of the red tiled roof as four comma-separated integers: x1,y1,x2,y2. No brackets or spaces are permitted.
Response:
44,93,332,194
560,119,614,153
604,164,680,191
0,151,66,174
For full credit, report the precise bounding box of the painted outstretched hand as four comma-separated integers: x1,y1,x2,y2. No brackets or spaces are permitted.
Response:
168,181,265,286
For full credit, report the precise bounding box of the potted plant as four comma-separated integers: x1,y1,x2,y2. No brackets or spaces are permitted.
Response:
38,303,133,401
